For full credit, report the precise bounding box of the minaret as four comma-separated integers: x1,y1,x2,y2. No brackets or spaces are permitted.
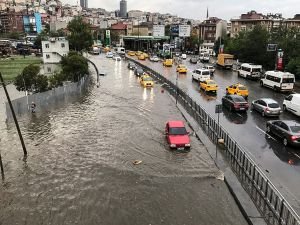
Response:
206,7,209,19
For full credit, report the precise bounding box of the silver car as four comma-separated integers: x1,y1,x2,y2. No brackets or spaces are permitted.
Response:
251,98,282,117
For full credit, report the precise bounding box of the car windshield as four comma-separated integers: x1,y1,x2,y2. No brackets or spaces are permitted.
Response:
232,96,245,102
169,127,187,135
290,126,300,133
143,77,153,81
282,78,294,83
252,68,261,72
238,86,247,90
208,66,213,69
268,103,279,108
202,71,210,75
207,81,216,85
137,69,143,73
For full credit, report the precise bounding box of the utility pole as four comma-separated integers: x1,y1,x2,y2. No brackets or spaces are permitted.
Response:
0,73,27,156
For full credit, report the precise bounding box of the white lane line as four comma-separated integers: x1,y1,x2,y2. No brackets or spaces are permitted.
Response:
293,153,300,160
255,125,277,141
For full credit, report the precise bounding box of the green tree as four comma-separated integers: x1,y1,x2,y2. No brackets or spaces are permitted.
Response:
14,64,49,93
286,57,300,79
48,72,66,88
67,16,93,51
61,52,89,81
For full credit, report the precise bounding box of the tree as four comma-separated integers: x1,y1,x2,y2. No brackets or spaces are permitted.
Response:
286,57,300,79
14,64,49,93
67,16,93,51
48,72,66,88
61,52,89,81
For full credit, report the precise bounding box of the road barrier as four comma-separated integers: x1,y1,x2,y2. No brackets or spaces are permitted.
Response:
127,57,300,225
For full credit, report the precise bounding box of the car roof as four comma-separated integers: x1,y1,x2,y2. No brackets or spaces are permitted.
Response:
259,98,278,103
178,64,186,67
196,69,210,72
228,95,246,101
168,120,185,127
279,120,300,126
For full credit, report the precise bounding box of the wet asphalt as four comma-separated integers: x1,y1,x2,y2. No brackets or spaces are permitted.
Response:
0,55,248,225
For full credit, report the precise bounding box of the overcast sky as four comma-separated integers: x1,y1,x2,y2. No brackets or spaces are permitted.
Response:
62,0,299,20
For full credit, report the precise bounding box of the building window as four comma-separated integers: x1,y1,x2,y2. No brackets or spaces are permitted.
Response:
47,67,51,72
61,43,65,48
46,54,50,59
45,43,49,48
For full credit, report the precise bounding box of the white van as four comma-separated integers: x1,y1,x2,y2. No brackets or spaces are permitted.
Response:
238,63,262,80
283,94,300,116
200,52,210,62
260,71,295,92
192,69,211,82
181,54,187,60
116,47,125,55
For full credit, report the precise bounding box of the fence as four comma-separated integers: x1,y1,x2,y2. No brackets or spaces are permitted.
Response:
128,57,300,225
5,76,89,120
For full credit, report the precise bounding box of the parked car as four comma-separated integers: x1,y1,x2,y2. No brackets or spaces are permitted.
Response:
283,94,300,116
128,62,136,70
191,69,210,82
190,56,198,64
226,83,249,99
266,120,300,147
202,65,215,75
140,74,154,88
200,79,218,93
222,95,249,112
251,98,282,117
165,120,191,150
176,64,187,73
106,52,113,58
149,55,159,62
127,51,136,56
134,67,144,76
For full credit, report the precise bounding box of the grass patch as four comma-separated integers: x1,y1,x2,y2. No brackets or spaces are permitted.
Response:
0,56,42,81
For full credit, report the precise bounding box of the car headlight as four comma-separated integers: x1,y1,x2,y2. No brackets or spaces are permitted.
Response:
185,143,191,147
170,144,176,148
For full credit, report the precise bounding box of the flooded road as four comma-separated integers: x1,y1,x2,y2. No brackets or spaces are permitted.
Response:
0,55,248,225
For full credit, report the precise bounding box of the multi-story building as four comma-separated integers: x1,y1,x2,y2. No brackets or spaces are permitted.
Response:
198,17,220,53
119,0,127,18
23,12,42,34
42,37,69,74
0,10,24,33
284,14,300,29
230,10,284,37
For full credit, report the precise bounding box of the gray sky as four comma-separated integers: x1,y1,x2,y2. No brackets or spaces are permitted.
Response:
62,0,299,20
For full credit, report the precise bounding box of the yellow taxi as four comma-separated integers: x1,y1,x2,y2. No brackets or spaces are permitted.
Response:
135,51,143,56
143,53,149,58
128,51,136,56
103,46,111,53
176,64,187,73
200,79,218,93
140,74,154,88
226,83,249,99
163,59,173,67
138,54,146,60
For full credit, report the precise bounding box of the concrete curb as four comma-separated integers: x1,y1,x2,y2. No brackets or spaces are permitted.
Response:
167,93,267,225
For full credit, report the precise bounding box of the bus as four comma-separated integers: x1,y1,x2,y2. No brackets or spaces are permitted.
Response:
238,63,262,80
260,71,295,92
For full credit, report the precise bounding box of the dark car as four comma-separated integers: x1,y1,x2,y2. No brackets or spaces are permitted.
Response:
134,67,144,76
190,56,198,64
128,62,136,70
222,95,249,112
251,98,282,117
266,120,300,147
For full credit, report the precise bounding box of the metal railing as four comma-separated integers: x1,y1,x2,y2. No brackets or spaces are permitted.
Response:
127,57,300,225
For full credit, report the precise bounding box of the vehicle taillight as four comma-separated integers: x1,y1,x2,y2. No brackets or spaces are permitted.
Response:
291,136,299,141
234,103,240,108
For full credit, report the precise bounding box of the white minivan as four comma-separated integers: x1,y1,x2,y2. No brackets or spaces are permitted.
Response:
192,69,211,82
238,63,262,80
283,94,300,116
260,71,295,92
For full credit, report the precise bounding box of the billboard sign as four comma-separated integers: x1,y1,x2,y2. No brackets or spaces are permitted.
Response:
179,25,191,37
106,30,110,38
276,49,284,71
153,25,165,37
170,25,179,36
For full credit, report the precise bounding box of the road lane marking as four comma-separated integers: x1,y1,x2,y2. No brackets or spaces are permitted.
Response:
255,125,277,141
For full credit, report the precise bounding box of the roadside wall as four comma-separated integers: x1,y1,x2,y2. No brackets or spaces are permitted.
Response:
5,76,90,121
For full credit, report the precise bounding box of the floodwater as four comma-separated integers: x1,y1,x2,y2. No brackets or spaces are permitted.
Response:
0,55,248,225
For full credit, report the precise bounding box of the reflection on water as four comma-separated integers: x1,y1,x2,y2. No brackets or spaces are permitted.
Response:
0,56,248,225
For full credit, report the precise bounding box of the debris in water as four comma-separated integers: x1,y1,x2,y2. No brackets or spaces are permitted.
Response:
133,160,142,165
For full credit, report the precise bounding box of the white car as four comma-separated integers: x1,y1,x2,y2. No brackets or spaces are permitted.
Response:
106,52,113,58
283,94,300,116
202,65,215,75
113,55,121,61
192,69,211,82
181,54,187,60
150,56,159,62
